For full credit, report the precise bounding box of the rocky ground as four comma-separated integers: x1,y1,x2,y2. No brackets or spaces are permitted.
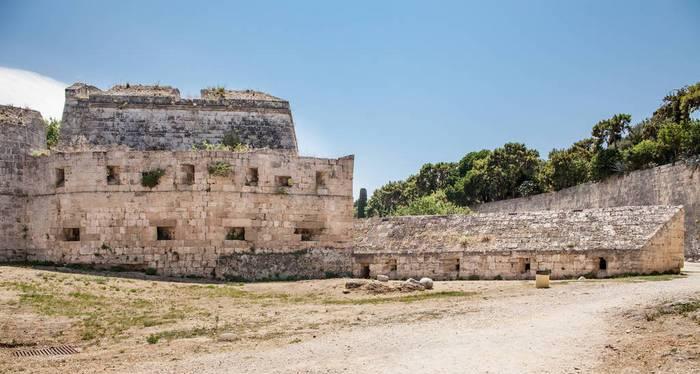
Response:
0,263,698,373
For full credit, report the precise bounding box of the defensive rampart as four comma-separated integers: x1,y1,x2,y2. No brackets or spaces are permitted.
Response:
59,84,298,152
353,207,685,280
475,161,700,260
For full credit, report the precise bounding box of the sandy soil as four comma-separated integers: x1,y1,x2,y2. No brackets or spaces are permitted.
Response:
1,264,699,373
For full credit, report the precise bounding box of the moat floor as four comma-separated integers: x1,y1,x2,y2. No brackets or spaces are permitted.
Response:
1,263,699,374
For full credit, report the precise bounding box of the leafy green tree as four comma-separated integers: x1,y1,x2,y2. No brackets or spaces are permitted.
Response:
591,148,623,180
415,162,457,197
366,177,417,217
625,139,664,170
592,114,631,149
356,188,368,218
652,82,700,124
45,118,61,149
656,121,691,162
393,190,470,216
543,138,595,190
479,143,542,201
456,150,491,176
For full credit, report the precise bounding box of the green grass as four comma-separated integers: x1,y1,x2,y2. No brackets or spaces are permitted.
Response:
5,281,193,341
611,273,686,283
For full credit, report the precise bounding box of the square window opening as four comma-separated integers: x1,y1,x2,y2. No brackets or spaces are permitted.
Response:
226,227,246,241
246,168,259,186
294,228,320,241
315,171,327,188
62,228,80,242
107,166,120,185
523,261,531,273
181,164,195,185
55,168,65,188
157,226,175,241
276,175,292,187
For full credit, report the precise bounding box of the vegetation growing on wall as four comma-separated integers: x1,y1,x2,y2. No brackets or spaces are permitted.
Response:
191,131,250,153
141,169,166,188
45,118,61,149
362,82,700,217
208,161,232,177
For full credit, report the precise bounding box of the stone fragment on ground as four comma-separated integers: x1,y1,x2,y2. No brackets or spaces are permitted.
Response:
419,277,434,289
345,280,366,289
217,333,237,342
377,274,389,282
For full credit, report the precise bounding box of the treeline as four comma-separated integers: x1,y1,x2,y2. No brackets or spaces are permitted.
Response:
357,82,700,217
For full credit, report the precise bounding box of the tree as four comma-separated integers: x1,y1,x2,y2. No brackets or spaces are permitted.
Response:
625,139,664,170
456,150,491,176
356,188,367,218
656,121,689,162
652,82,700,124
479,143,542,201
591,148,623,180
415,162,457,197
544,138,595,191
45,118,61,149
366,177,417,217
393,190,470,216
592,114,631,149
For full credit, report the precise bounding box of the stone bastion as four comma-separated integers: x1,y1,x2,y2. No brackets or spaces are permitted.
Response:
0,82,689,280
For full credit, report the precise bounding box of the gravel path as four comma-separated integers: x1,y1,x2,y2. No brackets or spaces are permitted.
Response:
136,263,700,374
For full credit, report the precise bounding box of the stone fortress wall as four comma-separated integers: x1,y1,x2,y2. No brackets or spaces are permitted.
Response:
25,150,354,279
475,161,700,260
59,83,298,152
353,207,685,280
0,81,690,281
0,106,46,262
0,83,354,280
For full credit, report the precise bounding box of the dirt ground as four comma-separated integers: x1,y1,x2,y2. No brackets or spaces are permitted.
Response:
1,263,698,374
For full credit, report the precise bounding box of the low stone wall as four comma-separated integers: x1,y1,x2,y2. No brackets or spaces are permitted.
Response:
216,248,353,281
475,160,700,260
352,207,685,280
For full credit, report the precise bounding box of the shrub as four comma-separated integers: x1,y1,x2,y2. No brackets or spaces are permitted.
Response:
467,274,480,281
146,334,160,344
45,118,61,149
222,130,241,148
192,140,250,152
208,161,232,177
393,190,470,216
141,169,165,188
144,268,157,276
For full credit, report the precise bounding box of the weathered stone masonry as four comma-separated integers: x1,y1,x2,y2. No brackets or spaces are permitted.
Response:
60,83,298,152
24,150,354,279
353,207,685,280
475,161,700,260
0,81,689,280
0,106,46,262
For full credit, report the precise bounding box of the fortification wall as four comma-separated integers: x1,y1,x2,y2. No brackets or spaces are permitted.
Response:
352,207,685,280
475,161,700,260
24,150,354,279
0,106,46,262
59,84,298,152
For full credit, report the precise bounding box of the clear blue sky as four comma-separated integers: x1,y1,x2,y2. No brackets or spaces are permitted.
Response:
1,0,698,198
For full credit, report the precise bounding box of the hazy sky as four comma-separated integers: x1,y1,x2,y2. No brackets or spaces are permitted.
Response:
1,0,698,198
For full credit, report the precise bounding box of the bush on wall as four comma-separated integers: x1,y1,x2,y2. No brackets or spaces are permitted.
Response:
141,168,165,188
